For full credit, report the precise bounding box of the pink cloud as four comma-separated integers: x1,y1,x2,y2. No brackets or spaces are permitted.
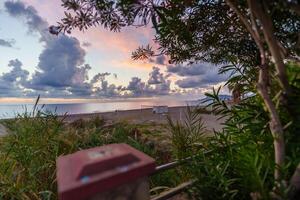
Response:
23,0,157,69
23,0,154,53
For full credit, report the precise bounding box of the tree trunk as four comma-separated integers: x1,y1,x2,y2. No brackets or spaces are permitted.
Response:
250,0,291,95
226,0,287,183
257,64,285,181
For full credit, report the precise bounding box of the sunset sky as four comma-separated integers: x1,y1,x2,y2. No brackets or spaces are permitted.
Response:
0,0,229,103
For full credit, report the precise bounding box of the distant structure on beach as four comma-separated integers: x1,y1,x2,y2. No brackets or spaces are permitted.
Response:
152,106,169,114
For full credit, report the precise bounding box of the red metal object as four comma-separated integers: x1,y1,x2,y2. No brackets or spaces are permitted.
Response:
57,143,155,200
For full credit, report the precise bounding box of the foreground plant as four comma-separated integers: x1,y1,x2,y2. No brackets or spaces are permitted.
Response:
167,106,206,160
0,103,178,199
51,0,300,198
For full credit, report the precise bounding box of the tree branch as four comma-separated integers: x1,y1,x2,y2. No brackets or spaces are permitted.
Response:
225,0,264,54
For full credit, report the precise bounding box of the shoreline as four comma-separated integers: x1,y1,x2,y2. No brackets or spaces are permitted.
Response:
62,106,224,132
61,105,186,118
0,106,224,133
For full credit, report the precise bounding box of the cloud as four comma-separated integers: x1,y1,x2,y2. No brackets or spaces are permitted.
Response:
0,38,15,48
90,72,110,85
126,67,171,96
155,55,166,65
167,63,210,76
89,72,123,97
4,1,93,97
82,41,91,47
4,59,29,85
175,71,228,88
176,76,221,88
29,36,86,89
4,1,226,98
0,59,29,97
5,1,50,42
149,55,167,65
5,1,140,98
127,77,146,96
147,67,170,95
148,67,165,84
167,62,228,88
4,1,175,98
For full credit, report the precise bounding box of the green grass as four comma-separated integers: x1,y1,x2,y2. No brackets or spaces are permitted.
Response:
0,110,181,200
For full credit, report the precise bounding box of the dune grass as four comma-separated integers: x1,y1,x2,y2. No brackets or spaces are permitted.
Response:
0,107,182,199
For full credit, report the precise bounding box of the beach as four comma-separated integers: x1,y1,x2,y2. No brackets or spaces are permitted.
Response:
0,123,8,137
63,106,224,133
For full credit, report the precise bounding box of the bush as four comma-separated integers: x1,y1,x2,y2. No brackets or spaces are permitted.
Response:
164,62,300,200
170,87,300,200
167,106,206,160
0,105,178,199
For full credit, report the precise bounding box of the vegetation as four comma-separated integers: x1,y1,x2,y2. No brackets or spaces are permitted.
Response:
158,62,299,200
168,106,206,160
50,0,300,198
0,0,296,199
0,104,185,199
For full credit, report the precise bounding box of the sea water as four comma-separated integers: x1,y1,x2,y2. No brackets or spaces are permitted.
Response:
0,99,191,119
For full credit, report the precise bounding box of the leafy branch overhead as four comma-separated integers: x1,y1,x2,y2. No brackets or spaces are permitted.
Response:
50,0,157,34
51,0,299,65
131,44,154,60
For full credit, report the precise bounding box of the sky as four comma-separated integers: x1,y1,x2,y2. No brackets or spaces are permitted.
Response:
0,0,229,103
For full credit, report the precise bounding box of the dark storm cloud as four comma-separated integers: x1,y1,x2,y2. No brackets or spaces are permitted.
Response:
0,59,29,97
0,38,15,48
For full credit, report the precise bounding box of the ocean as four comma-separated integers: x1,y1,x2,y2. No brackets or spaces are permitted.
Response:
0,99,189,119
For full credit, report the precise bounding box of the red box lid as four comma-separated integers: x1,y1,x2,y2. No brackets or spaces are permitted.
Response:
57,143,155,200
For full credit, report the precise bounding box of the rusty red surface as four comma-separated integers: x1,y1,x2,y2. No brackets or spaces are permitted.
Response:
57,143,155,200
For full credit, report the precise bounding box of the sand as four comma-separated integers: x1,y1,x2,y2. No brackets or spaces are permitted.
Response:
0,123,9,137
0,106,224,137
62,106,224,132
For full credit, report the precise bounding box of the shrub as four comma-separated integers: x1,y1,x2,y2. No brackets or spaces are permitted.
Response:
170,87,300,200
167,106,206,160
0,104,178,199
